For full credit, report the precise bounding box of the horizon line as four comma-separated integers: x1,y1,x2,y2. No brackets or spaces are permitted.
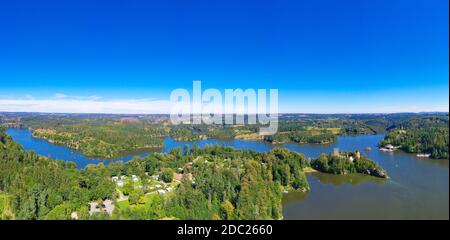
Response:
1,111,448,115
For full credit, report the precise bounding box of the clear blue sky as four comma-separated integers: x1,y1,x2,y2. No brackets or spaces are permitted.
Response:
0,0,448,113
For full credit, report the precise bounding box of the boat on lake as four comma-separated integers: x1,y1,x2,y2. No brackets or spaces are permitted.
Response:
417,153,431,158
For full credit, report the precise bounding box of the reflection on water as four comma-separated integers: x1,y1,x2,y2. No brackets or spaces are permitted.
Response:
6,128,449,219
412,155,449,168
309,172,386,186
282,190,309,204
281,135,449,220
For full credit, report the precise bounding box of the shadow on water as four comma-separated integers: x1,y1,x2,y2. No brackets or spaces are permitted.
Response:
280,135,449,220
309,172,386,186
282,172,387,208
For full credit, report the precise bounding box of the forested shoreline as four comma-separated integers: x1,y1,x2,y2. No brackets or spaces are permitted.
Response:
3,113,403,158
1,126,388,220
14,113,448,160
379,116,449,159
1,113,447,219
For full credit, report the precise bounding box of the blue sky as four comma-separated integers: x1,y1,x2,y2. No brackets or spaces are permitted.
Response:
0,0,448,113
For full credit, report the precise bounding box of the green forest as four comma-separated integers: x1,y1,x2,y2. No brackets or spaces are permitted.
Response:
1,113,447,220
1,125,390,220
379,116,449,159
311,151,388,178
8,113,447,159
0,126,116,219
1,126,309,220
31,124,168,158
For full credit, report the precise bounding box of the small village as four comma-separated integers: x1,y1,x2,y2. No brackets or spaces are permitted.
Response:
86,170,194,217
379,143,431,158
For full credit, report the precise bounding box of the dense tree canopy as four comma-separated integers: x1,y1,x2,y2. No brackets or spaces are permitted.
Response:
380,116,449,159
311,151,387,178
0,126,115,219
1,127,311,220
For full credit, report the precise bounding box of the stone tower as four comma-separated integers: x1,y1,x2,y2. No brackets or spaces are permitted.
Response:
355,150,361,159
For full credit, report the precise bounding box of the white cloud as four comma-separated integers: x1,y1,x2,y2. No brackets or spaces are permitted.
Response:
0,97,173,114
1,94,448,114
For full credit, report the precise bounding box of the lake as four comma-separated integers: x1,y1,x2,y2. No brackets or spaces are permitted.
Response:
6,128,449,219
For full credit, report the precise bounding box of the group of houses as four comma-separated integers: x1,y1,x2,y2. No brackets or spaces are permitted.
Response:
380,144,431,158
111,174,145,187
88,199,115,216
379,144,398,152
110,171,194,196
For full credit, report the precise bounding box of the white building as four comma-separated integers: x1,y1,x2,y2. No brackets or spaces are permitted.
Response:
117,180,124,187
157,189,166,195
151,175,159,180
132,175,139,182
348,156,354,162
332,148,340,156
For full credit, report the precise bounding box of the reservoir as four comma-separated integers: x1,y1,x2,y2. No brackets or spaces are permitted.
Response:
6,128,449,219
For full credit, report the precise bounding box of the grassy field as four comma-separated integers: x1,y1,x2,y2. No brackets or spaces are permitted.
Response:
0,192,12,219
306,126,341,134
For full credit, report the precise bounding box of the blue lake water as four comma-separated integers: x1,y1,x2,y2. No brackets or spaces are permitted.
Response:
6,128,449,219
6,128,151,168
